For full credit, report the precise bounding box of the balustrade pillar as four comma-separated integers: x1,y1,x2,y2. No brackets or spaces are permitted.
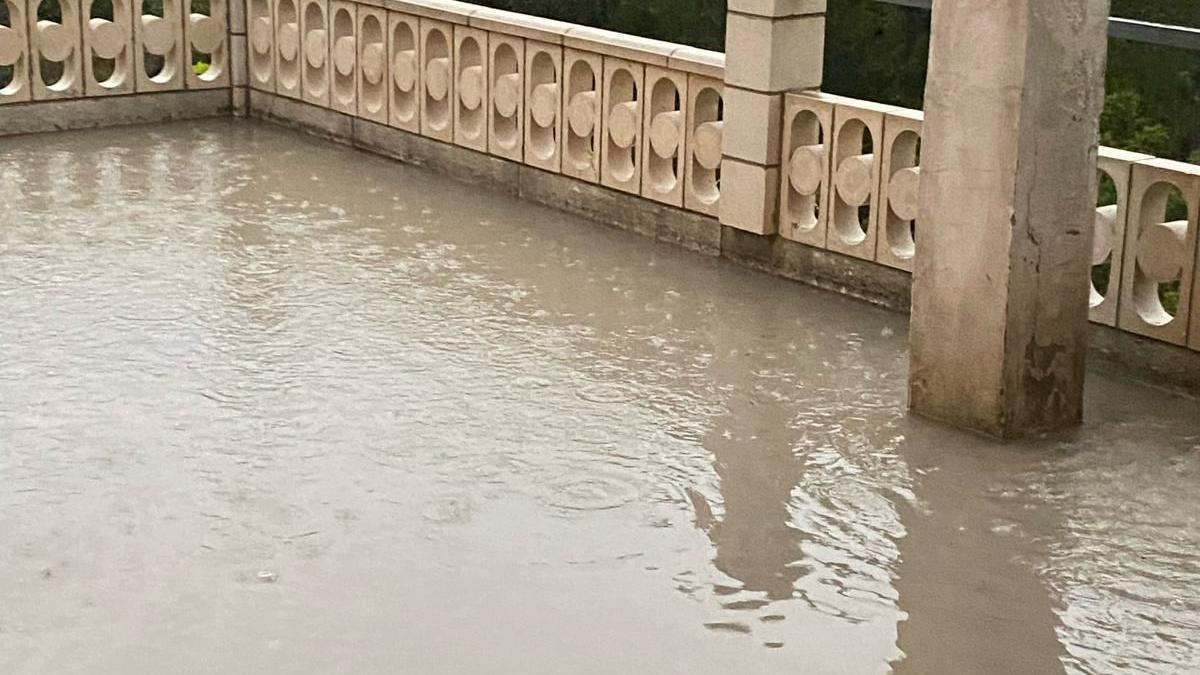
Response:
719,0,825,234
909,0,1111,437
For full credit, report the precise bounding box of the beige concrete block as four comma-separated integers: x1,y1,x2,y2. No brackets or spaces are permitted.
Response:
721,86,782,165
684,75,723,217
185,0,230,89
273,0,302,97
874,107,923,271
640,65,688,207
452,24,487,150
1118,159,1200,346
248,0,275,91
28,0,84,99
419,18,453,142
82,0,135,96
524,41,563,173
469,7,571,44
300,0,330,105
564,26,674,67
728,0,826,16
134,0,187,93
561,48,602,184
356,6,388,123
387,12,420,132
825,99,892,262
0,0,32,103
328,1,356,114
723,12,823,93
600,57,644,195
667,46,723,81
1090,147,1153,326
487,32,523,161
779,91,833,247
719,159,780,235
390,0,476,25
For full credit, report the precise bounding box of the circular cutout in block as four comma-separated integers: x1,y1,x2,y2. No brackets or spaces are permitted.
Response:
836,153,875,207
888,166,920,222
361,42,384,85
693,121,723,171
38,22,74,63
0,26,20,67
458,64,483,110
789,144,825,196
493,72,520,118
333,35,355,76
425,56,450,101
530,82,558,128
608,100,639,149
649,111,681,159
305,29,327,68
567,91,596,137
277,22,299,61
251,16,272,55
393,50,417,91
190,15,225,55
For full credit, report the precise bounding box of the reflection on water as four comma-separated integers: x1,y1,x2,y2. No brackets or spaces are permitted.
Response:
1,121,1198,674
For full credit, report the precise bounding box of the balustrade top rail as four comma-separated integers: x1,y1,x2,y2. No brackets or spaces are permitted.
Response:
872,0,1200,51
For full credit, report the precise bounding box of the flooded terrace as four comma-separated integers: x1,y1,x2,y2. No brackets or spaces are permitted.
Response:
2,121,1199,674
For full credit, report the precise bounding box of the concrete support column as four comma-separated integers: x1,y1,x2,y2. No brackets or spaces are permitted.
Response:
719,0,825,234
909,0,1112,438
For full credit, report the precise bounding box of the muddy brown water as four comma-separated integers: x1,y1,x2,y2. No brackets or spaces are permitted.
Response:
1,121,1198,674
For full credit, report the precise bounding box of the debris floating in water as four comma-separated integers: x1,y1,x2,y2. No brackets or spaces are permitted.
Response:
257,570,279,584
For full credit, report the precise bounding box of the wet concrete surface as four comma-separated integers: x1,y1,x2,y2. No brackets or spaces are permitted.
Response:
1,120,1199,674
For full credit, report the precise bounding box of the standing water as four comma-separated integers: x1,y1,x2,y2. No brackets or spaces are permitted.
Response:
1,121,1198,674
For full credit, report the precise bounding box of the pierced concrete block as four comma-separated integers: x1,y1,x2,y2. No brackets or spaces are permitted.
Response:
640,65,687,207
419,18,453,142
82,0,135,96
328,0,356,114
826,99,892,262
1118,159,1200,346
1091,147,1153,326
874,107,923,271
779,91,833,247
523,41,562,173
299,0,329,105
561,48,601,184
723,12,823,93
29,0,83,99
487,32,523,161
185,0,229,89
600,56,643,195
451,24,486,150
273,0,301,97
684,74,723,217
0,0,32,103
248,0,274,91
720,159,780,235
134,0,185,93
356,6,387,123
387,12,420,132
721,86,781,165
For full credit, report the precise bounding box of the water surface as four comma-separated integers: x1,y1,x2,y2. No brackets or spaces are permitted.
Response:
1,121,1198,674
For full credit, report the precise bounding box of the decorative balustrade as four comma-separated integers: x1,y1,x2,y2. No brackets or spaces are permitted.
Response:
2,0,1198,357
0,0,224,102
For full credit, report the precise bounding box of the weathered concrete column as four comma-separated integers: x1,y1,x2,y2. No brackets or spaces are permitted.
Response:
719,0,825,234
909,0,1111,438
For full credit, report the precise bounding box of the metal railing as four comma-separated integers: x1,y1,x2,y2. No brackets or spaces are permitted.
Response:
871,0,1200,51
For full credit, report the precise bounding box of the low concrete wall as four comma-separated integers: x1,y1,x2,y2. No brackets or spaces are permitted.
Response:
0,90,235,139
